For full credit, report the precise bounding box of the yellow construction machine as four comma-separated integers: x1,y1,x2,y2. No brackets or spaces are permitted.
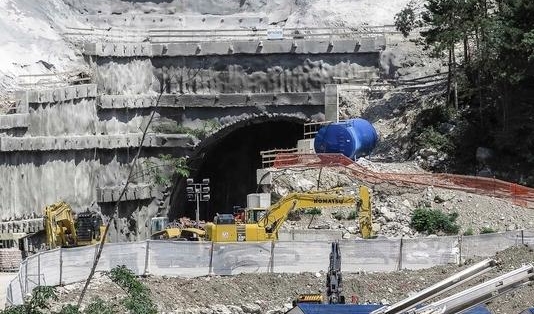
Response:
150,217,205,241
44,201,105,249
20,201,105,254
204,186,373,242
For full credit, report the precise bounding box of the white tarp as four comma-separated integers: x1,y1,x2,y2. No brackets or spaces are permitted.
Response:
462,232,521,258
340,238,401,272
273,241,331,273
402,236,458,270
211,242,272,275
38,249,61,286
96,242,146,275
6,230,534,306
60,245,95,283
147,240,211,277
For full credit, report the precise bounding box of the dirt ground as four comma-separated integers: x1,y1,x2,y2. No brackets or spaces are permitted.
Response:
0,272,17,310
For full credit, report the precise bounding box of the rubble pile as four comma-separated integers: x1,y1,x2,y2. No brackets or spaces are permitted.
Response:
269,162,534,238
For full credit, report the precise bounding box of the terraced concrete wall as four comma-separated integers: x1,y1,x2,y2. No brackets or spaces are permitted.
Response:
0,84,191,241
94,54,379,95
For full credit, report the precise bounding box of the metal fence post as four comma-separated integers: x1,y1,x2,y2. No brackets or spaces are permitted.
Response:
458,235,463,266
59,248,63,286
144,240,150,275
208,241,214,275
521,230,524,245
18,269,24,297
269,240,275,273
37,253,41,286
24,258,28,293
8,283,13,305
397,237,403,271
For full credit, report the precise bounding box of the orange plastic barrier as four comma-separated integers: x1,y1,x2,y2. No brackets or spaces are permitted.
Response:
273,153,534,208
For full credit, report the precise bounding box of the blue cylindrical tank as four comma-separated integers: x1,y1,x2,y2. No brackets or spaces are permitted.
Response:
313,118,378,159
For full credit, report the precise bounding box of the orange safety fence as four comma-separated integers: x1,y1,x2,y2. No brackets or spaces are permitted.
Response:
272,153,534,208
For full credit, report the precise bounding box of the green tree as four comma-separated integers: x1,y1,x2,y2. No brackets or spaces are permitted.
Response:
394,0,420,37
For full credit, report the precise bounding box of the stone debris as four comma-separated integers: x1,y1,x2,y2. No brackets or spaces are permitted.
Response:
267,161,534,238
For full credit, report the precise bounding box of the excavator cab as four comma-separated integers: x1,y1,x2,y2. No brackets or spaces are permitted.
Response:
213,214,235,225
151,217,169,235
245,208,266,224
76,211,104,245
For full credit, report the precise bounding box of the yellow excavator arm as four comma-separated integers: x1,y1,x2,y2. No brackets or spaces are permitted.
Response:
205,187,372,242
44,201,78,249
257,191,358,236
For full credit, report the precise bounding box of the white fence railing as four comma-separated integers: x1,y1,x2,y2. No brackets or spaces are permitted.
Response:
5,230,533,306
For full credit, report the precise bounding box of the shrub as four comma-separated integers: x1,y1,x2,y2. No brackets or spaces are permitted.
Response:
57,305,80,314
83,298,114,314
480,227,496,234
108,265,157,314
347,210,357,220
463,227,474,236
410,207,460,235
1,286,57,314
332,212,345,220
304,208,322,215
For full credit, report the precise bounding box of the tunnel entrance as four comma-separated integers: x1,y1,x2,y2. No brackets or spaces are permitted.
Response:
170,117,306,222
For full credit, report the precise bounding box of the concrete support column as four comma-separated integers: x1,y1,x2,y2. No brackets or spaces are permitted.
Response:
324,84,339,122
14,90,29,114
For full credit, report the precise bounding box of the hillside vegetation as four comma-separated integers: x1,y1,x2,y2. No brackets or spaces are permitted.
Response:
396,0,534,185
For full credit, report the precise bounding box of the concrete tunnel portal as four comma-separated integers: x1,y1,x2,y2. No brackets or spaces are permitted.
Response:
169,117,307,222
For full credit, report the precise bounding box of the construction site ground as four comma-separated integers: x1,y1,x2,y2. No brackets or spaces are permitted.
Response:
0,272,17,310
47,246,533,314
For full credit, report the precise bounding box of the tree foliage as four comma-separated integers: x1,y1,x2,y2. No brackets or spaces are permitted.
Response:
398,0,534,181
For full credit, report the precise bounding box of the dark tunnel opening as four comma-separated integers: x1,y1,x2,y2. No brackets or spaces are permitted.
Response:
171,119,304,221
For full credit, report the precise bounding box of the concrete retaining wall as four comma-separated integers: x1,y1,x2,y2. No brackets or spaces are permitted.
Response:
95,54,379,95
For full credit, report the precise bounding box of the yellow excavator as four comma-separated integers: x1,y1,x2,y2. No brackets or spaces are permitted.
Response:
204,186,373,242
44,201,105,249
150,217,205,241
20,201,105,254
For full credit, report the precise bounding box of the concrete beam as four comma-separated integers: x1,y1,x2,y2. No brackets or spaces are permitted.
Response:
99,92,324,109
0,114,29,130
26,84,97,104
0,133,193,152
84,37,385,57
81,14,269,30
96,183,155,203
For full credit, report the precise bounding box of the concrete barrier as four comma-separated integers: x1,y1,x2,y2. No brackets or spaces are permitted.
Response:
27,85,97,104
99,92,324,109
0,133,193,152
84,37,385,57
0,114,29,130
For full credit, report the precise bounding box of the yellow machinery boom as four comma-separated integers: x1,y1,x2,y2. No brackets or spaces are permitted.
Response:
205,187,372,242
44,201,78,249
42,201,104,250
